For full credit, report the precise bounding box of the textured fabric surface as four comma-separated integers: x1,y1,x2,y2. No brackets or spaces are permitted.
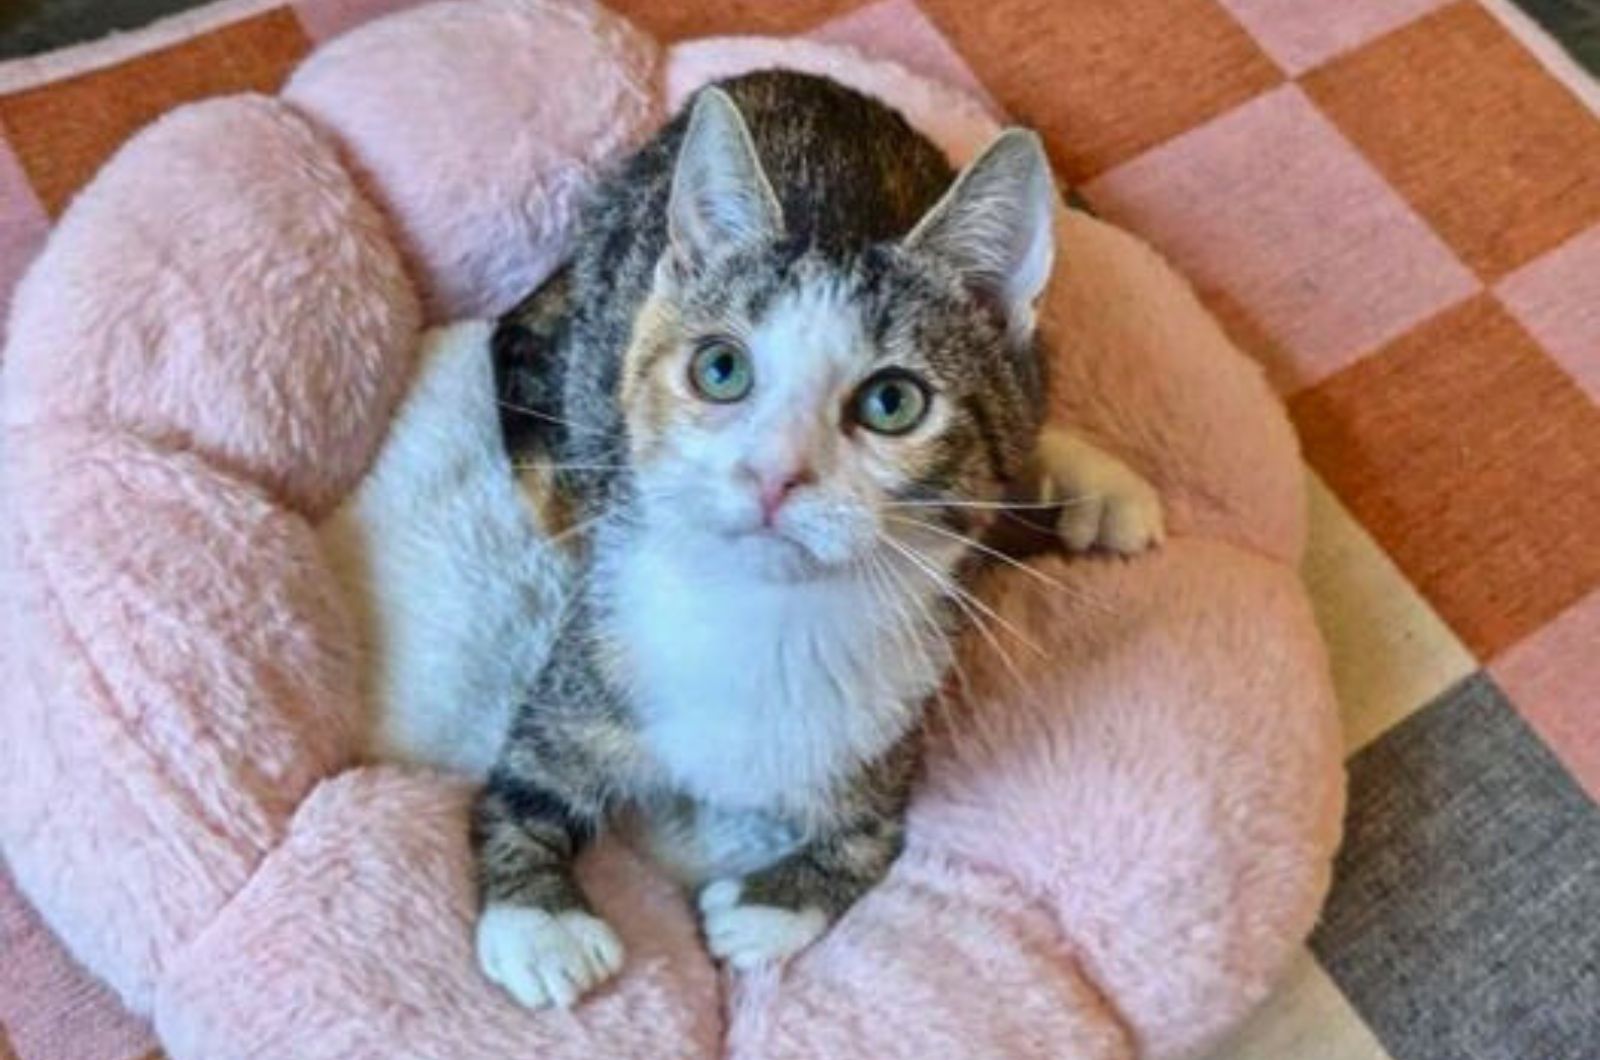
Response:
0,0,1595,1058
1312,675,1600,1058
0,1,1340,1058
155,770,725,1059
0,6,1341,1055
0,10,310,216
282,0,661,320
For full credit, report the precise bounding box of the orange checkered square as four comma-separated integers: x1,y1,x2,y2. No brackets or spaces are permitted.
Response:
0,8,309,216
1292,295,1600,658
918,0,1283,181
1303,2,1600,280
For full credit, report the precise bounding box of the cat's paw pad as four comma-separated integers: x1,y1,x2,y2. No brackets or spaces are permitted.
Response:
1035,429,1165,555
698,879,828,970
476,903,625,1009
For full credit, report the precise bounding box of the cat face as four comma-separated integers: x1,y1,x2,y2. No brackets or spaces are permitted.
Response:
619,90,1055,582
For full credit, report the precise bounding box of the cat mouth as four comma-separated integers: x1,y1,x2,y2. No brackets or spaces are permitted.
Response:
730,523,806,550
725,523,836,574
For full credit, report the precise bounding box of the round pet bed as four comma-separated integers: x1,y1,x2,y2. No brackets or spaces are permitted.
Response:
0,1,1343,1057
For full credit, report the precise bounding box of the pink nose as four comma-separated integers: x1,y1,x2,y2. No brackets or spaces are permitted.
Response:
756,467,813,525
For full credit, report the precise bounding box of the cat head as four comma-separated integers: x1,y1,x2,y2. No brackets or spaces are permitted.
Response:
620,88,1055,581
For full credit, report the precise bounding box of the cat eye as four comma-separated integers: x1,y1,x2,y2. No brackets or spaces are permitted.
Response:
853,372,931,436
688,338,754,403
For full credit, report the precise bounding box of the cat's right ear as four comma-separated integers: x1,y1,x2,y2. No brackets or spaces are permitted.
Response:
665,88,784,273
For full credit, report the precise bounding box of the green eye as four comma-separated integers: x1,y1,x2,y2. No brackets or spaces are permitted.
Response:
854,372,930,435
688,339,754,403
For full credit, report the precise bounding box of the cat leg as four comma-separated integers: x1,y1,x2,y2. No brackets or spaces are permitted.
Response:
472,771,621,1009
697,744,914,969
1030,426,1164,554
471,652,636,1009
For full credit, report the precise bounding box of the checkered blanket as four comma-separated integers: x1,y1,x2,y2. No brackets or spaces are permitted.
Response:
1,1,1595,1058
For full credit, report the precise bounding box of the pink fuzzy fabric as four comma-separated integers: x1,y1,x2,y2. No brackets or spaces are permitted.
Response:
2,95,419,519
0,3,1343,1057
156,771,723,1058
283,0,662,321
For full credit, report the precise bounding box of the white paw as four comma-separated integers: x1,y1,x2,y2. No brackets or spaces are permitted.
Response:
476,903,625,1010
1034,428,1165,555
698,879,828,971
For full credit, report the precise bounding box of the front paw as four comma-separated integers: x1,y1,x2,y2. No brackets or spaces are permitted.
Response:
476,903,625,1009
1034,428,1165,555
698,878,827,970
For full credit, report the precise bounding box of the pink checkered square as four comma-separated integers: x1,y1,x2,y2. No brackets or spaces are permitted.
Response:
1496,224,1600,403
1085,84,1477,393
1494,589,1600,803
1216,0,1451,75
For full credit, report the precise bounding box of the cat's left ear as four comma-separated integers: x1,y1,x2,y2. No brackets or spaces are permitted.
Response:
666,87,785,272
904,129,1056,339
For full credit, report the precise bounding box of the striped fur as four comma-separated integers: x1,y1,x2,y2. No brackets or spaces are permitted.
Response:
477,71,1058,1006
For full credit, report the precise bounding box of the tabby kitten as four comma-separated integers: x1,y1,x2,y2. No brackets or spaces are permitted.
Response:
476,71,1161,1010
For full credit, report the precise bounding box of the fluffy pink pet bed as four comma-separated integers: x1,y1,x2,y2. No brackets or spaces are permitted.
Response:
0,1,1343,1056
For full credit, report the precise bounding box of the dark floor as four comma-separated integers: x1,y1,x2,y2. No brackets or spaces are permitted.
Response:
0,0,215,59
1517,0,1600,72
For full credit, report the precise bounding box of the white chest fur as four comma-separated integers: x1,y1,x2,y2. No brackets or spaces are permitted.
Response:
604,535,948,813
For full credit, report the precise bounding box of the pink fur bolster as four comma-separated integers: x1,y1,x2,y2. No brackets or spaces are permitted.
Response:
914,541,1344,1057
0,2,1342,1057
0,425,360,1012
725,850,1136,1059
282,0,663,323
153,768,724,1058
1,94,419,521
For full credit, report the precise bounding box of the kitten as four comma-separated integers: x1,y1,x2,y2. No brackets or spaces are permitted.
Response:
477,71,1162,1010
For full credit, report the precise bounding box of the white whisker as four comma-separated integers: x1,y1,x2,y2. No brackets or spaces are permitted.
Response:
862,552,944,678
873,548,974,732
886,514,1115,618
884,568,962,734
883,497,1096,512
878,533,1045,680
899,562,1032,701
496,398,580,431
547,514,606,548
